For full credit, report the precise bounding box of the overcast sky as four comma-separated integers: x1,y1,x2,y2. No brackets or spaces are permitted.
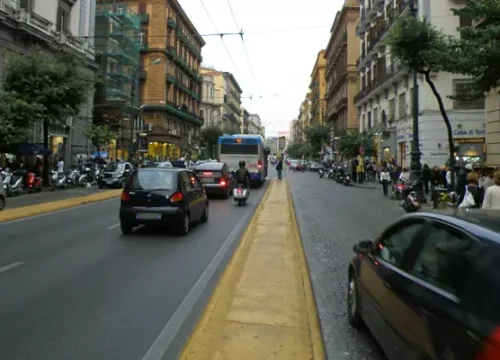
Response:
180,0,343,136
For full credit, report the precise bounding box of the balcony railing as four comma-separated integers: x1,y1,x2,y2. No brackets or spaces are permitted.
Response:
354,63,402,104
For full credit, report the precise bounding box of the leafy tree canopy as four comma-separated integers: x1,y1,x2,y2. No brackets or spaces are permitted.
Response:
84,124,116,153
0,92,44,148
201,126,223,146
337,131,377,159
304,125,330,155
3,48,94,126
286,143,312,159
451,0,500,94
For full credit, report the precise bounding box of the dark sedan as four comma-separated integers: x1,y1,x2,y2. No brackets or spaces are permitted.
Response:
348,210,500,360
119,168,208,235
194,162,232,198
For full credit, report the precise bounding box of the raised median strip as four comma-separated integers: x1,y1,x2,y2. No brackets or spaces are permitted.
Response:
179,179,325,360
0,189,122,223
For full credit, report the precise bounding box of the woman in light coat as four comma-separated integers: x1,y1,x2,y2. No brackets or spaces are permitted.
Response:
482,170,500,210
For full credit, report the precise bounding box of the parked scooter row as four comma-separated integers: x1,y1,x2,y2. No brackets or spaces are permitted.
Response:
50,165,93,191
318,164,351,186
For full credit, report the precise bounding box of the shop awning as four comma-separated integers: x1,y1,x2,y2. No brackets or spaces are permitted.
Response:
0,143,52,155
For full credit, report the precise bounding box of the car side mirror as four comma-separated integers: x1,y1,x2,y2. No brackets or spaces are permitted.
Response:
353,240,374,255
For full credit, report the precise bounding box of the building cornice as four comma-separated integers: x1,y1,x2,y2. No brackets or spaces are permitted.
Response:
169,0,205,46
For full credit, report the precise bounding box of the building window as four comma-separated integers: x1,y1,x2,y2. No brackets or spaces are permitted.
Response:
398,93,406,119
389,98,396,122
453,80,485,110
459,15,472,39
56,1,71,33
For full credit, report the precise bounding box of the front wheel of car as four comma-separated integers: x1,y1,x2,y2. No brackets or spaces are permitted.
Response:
177,214,190,236
347,270,363,328
200,203,209,223
120,221,133,235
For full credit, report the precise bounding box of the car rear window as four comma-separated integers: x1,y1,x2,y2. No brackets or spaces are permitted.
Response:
129,170,177,191
196,162,223,171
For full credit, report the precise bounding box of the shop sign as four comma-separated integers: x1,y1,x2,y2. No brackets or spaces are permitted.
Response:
453,129,485,137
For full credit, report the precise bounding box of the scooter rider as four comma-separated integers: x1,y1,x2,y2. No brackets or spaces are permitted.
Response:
234,160,251,188
0,168,6,210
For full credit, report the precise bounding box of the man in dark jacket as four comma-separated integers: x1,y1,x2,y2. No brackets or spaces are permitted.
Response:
235,160,251,188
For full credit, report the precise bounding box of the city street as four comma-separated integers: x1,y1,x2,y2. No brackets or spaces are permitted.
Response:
0,183,269,360
288,170,403,360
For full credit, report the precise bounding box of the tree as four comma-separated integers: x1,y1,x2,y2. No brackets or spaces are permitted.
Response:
286,143,312,159
451,0,500,95
201,126,223,158
222,126,238,135
84,124,116,158
387,17,457,187
0,92,44,148
337,131,377,159
3,48,94,179
304,124,331,156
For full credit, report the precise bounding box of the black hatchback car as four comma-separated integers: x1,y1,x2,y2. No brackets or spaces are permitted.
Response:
119,168,208,235
348,210,500,360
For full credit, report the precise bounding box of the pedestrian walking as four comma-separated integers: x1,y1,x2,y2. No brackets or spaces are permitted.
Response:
276,157,283,180
482,170,500,209
380,166,391,196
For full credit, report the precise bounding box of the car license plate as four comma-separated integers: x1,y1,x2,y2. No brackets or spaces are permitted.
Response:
136,213,161,220
106,179,113,184
201,178,213,183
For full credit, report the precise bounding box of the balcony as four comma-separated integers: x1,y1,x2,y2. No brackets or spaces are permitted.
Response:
336,96,348,110
166,46,177,58
166,74,175,84
354,63,404,105
367,5,378,20
167,17,176,29
140,13,149,24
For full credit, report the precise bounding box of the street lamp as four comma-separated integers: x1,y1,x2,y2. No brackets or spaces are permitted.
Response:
127,58,161,159
408,0,422,194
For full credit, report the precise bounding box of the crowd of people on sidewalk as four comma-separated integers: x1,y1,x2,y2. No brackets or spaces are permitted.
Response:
375,159,500,209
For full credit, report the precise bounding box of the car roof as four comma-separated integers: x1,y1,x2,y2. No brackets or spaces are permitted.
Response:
404,210,500,244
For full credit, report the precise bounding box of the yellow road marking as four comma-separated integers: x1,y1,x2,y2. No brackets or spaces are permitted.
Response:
179,179,325,360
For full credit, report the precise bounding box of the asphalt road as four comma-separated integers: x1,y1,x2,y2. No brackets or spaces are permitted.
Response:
5,185,107,209
0,181,269,360
288,170,403,360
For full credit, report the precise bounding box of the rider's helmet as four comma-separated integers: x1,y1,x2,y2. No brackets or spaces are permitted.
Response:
238,160,246,168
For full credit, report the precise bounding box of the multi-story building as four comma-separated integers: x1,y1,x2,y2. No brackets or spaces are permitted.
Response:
298,94,312,142
0,0,97,163
94,1,141,160
486,89,500,167
127,0,204,159
241,107,250,133
200,72,221,128
290,119,302,144
248,113,262,135
266,136,278,154
200,67,242,133
325,0,360,152
355,0,485,167
309,50,327,126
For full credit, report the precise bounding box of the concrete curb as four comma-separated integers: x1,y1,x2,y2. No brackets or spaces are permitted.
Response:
287,180,326,360
0,189,122,223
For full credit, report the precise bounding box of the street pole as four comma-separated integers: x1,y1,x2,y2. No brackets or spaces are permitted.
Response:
129,66,136,162
409,0,423,198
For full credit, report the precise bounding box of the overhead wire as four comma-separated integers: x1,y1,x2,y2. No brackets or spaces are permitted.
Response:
225,0,262,98
199,0,243,88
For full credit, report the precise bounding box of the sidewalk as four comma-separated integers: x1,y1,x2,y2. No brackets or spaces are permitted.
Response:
180,179,325,360
5,186,105,210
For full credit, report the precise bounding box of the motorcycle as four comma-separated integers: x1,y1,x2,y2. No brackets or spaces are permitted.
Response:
327,167,334,179
401,181,421,212
78,166,91,187
233,183,249,206
50,171,68,191
319,168,325,178
4,170,25,197
392,181,406,200
343,171,351,186
26,171,43,193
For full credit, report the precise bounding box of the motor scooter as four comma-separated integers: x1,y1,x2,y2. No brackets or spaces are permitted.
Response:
319,168,325,178
0,169,5,210
401,180,421,212
5,170,25,197
50,170,68,191
233,183,249,206
26,171,43,193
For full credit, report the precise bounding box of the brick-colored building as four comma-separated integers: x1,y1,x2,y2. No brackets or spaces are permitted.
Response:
129,0,205,159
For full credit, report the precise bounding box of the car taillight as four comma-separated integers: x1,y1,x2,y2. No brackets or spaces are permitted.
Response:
170,192,183,203
121,191,130,201
220,179,226,186
258,160,262,169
